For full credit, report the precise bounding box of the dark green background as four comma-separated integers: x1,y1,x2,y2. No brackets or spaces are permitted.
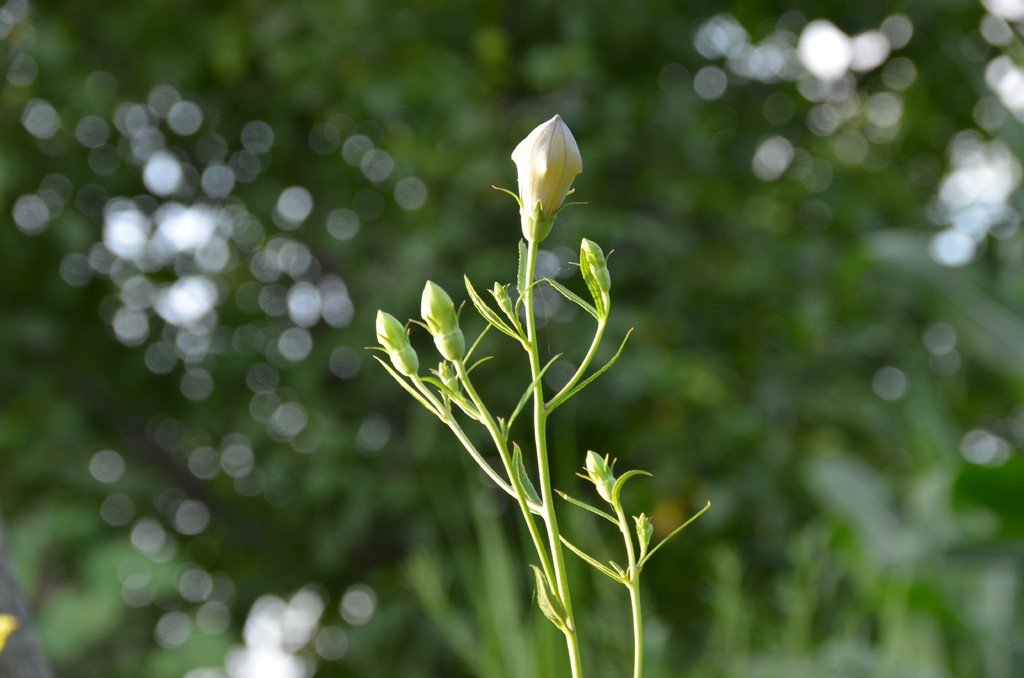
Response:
2,0,1022,676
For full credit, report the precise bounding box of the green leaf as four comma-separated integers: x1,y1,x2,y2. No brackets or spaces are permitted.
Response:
548,328,633,410
639,500,711,569
466,355,494,375
422,374,475,419
507,354,560,429
545,278,599,319
529,565,567,630
610,469,652,505
512,443,541,505
556,490,618,525
374,357,442,417
492,184,522,208
464,323,492,363
517,240,529,297
558,536,624,582
464,276,521,342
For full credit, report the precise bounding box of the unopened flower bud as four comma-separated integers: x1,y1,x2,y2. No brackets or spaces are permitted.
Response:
492,283,517,321
376,310,419,376
579,238,610,313
436,361,459,393
633,513,653,551
511,115,582,242
421,281,465,361
584,450,616,504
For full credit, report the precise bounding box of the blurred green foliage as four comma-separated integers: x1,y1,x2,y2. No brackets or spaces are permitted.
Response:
2,0,1023,676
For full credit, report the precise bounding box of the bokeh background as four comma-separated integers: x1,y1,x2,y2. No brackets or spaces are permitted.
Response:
2,0,1024,676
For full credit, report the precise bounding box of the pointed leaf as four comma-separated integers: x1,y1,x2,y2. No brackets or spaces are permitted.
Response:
464,324,492,363
507,354,561,429
559,536,625,582
545,278,599,319
465,276,521,341
512,443,541,505
556,490,618,525
374,357,441,417
492,185,523,208
639,500,712,569
529,565,567,630
610,469,652,505
466,355,494,375
548,328,633,410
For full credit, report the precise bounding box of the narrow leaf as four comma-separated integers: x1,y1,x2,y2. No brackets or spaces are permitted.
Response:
464,323,491,363
639,500,712,569
529,564,567,630
559,536,624,582
545,279,599,319
465,276,521,341
512,443,542,505
374,357,441,417
548,328,633,410
507,354,561,429
466,355,494,375
610,469,653,505
556,490,618,525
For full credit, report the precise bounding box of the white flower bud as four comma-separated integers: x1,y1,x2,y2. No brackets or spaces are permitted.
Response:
511,115,582,242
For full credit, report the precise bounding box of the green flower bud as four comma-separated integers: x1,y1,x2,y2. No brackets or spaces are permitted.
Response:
511,115,582,242
376,310,419,376
421,281,465,361
579,238,611,314
580,239,610,292
633,513,653,552
584,450,616,504
491,283,517,321
436,360,459,393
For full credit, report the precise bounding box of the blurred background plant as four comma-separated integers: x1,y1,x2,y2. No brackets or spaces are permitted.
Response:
1,0,1023,676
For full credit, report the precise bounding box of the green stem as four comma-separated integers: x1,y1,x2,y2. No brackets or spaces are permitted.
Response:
523,238,583,678
614,501,643,678
547,316,606,411
411,376,541,514
628,580,643,678
452,361,557,591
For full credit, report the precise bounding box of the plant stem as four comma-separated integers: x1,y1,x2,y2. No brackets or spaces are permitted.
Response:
614,501,643,678
523,238,583,678
452,362,557,589
628,580,643,678
411,376,542,514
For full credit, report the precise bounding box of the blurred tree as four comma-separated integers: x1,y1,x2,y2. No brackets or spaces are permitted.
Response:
1,0,1023,676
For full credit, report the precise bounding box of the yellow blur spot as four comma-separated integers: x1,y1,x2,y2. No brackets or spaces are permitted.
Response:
0,614,19,654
